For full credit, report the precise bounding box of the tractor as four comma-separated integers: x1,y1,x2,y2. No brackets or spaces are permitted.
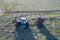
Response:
13,17,29,29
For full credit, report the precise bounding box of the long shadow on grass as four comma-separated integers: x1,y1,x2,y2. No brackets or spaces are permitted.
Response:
36,23,57,40
14,25,35,40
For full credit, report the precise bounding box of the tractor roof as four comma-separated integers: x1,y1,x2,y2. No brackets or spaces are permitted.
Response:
20,17,27,20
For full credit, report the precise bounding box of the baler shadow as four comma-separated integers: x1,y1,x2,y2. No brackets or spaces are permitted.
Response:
36,24,57,40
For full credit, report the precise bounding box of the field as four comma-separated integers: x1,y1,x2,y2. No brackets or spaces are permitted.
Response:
0,12,60,40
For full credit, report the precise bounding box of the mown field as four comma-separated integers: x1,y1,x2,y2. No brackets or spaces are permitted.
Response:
0,12,60,40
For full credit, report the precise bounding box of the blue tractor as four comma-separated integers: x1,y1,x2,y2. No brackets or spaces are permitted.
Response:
14,17,29,29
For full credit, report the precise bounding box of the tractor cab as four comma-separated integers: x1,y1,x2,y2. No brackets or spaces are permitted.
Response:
15,17,29,29
20,17,29,29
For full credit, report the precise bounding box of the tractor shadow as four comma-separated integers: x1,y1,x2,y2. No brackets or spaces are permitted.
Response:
14,26,35,40
36,24,57,40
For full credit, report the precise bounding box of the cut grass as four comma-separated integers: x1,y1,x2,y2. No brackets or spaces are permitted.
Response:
0,13,60,40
